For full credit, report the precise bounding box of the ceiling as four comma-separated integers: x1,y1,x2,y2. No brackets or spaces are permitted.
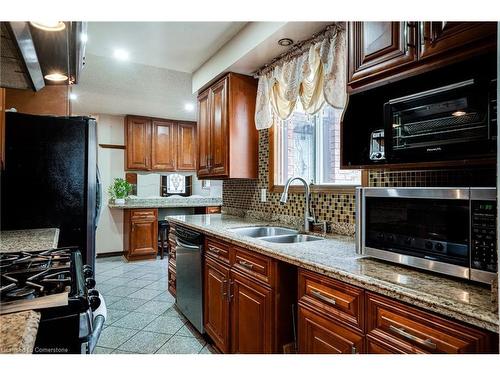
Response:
86,22,247,73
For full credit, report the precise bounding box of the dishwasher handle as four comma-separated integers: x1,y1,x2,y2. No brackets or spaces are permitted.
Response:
175,238,201,250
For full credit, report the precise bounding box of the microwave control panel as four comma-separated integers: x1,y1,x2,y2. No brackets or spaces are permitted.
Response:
471,200,497,273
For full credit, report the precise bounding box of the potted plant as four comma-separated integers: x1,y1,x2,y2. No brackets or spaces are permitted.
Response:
108,178,132,205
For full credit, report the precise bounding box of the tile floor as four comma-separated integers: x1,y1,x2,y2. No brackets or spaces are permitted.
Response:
94,256,215,354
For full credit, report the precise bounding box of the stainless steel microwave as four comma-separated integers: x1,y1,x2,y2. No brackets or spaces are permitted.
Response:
356,187,497,284
383,78,497,163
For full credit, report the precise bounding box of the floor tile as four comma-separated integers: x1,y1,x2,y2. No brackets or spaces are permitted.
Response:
145,279,168,291
104,308,129,325
98,326,138,349
106,286,141,297
162,306,187,321
118,331,172,354
102,276,136,286
127,278,155,288
156,335,204,354
199,344,217,354
152,292,175,303
176,323,206,345
101,295,121,306
93,346,114,354
112,312,157,330
111,349,136,354
137,300,172,315
143,315,185,335
108,297,148,311
128,288,164,300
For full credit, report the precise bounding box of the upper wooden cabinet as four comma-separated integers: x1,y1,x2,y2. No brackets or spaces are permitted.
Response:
151,119,176,171
347,21,497,92
196,73,258,179
176,122,197,171
125,115,196,172
349,22,417,86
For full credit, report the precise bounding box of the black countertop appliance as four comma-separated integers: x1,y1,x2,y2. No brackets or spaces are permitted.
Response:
1,112,101,269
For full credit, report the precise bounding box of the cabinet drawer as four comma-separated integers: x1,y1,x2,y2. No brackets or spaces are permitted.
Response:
206,206,221,214
131,209,157,219
232,247,274,286
298,269,364,332
206,238,230,264
366,292,493,353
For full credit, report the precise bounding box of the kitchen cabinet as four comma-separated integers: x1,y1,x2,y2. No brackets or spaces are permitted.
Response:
176,122,197,170
204,256,231,353
123,209,158,261
347,21,496,92
167,224,177,297
348,22,417,87
297,268,498,354
126,116,151,170
203,236,296,353
151,119,176,171
125,115,196,172
196,73,258,179
0,88,5,170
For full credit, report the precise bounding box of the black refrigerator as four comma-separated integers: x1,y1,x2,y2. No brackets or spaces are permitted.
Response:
1,112,101,269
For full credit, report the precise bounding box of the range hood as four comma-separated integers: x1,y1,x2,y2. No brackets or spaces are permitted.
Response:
0,21,87,91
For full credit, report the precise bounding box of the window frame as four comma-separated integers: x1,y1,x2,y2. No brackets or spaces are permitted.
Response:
268,111,367,194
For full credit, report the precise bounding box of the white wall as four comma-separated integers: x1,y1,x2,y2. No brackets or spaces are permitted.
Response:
96,114,126,254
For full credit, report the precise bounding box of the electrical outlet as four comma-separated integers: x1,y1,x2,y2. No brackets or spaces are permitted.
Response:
260,188,267,202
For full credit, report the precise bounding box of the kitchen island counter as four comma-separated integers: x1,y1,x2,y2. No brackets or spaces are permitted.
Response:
167,214,499,333
0,228,60,253
108,196,222,209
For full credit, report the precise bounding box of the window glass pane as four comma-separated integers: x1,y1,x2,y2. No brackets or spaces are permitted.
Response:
277,102,316,184
319,105,361,185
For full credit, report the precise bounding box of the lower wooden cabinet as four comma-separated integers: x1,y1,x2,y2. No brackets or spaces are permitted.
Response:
123,209,158,261
298,304,364,354
231,270,273,353
204,256,231,353
168,261,176,297
203,237,296,354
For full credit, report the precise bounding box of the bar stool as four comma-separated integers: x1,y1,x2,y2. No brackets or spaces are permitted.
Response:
158,220,170,259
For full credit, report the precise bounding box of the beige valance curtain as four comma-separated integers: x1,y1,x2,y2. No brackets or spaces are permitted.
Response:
255,24,347,130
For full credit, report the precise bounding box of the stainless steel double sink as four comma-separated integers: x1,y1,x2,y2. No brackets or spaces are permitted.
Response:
227,226,324,243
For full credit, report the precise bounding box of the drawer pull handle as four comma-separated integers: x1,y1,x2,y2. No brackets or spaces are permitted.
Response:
208,246,220,254
311,289,336,305
221,279,228,297
239,260,254,270
389,325,437,350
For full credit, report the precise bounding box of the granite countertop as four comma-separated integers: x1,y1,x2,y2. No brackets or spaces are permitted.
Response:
0,311,40,354
167,214,499,333
108,196,222,209
0,228,60,253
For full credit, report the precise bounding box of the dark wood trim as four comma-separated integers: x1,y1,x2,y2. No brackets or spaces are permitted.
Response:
96,251,124,258
99,143,125,149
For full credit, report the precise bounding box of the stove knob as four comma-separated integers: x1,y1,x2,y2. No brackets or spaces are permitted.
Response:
83,265,94,278
404,237,412,245
387,234,395,242
85,278,96,289
89,295,101,311
435,243,444,252
425,241,433,250
88,289,99,297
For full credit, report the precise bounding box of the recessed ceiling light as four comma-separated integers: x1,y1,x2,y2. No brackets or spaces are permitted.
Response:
278,38,294,47
184,103,195,112
113,49,129,61
69,93,78,101
30,21,66,32
44,73,68,82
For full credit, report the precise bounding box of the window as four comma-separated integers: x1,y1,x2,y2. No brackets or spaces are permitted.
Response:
274,102,361,187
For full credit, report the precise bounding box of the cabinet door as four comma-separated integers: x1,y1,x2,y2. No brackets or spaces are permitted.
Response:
230,270,272,353
204,257,231,353
129,216,157,257
348,22,417,85
209,77,229,177
126,116,151,170
419,22,497,60
151,120,176,171
177,122,197,171
298,304,364,354
197,89,211,177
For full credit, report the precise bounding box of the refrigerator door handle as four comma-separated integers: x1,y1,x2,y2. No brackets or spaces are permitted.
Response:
95,166,102,229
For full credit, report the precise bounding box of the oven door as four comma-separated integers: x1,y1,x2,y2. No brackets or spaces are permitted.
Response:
384,79,492,162
358,188,471,279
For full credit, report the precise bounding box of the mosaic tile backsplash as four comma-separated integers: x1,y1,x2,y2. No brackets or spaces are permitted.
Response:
222,128,496,236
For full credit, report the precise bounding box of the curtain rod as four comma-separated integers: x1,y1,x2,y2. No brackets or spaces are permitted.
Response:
252,22,345,78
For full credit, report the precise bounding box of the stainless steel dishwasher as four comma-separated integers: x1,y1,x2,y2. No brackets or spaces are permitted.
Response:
174,225,204,333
